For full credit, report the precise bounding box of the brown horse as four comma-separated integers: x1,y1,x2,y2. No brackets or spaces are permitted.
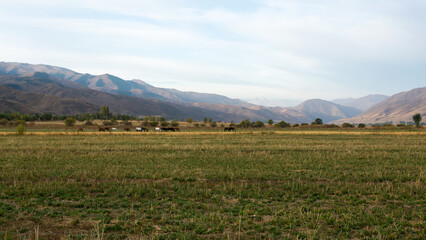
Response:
78,128,83,132
224,127,236,132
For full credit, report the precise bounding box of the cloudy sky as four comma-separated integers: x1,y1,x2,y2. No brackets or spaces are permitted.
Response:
0,0,425,102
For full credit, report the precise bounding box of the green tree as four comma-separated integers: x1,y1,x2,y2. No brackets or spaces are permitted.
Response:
358,123,366,128
187,118,193,125
276,121,290,128
413,113,422,127
203,117,208,124
64,118,76,127
314,118,323,125
268,119,274,126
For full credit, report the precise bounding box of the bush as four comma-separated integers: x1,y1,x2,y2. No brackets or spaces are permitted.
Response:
160,121,170,127
0,118,8,126
293,123,299,127
171,121,179,127
150,121,158,127
276,121,290,128
64,118,76,127
84,121,94,125
229,122,236,127
358,123,366,128
252,121,264,128
342,123,354,128
396,123,405,127
102,121,113,126
301,123,308,126
194,123,199,127
16,124,26,135
210,121,217,127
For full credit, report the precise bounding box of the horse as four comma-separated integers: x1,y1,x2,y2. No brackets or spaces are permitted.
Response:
124,128,130,131
111,127,117,131
224,127,236,132
155,127,161,132
98,128,105,132
173,127,180,131
161,127,175,132
78,128,83,132
136,127,148,132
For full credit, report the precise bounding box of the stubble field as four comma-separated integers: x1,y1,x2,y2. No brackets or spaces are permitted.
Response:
0,131,424,239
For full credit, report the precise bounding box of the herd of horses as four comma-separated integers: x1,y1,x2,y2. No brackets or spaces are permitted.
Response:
77,126,236,132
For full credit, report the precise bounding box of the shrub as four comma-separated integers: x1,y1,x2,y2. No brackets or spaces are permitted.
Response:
210,121,217,127
16,124,26,135
229,122,236,127
396,123,405,127
194,123,199,127
187,118,193,124
160,121,170,127
0,118,8,126
276,121,290,128
171,121,179,127
358,123,366,128
150,121,158,127
102,121,113,126
252,121,264,128
342,123,354,128
301,123,308,126
64,118,76,127
122,120,132,126
84,121,94,125
293,123,299,127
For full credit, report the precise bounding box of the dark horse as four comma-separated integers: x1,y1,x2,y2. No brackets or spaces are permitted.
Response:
161,127,175,132
224,127,236,132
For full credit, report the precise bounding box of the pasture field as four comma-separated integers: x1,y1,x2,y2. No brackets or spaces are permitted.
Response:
0,132,424,239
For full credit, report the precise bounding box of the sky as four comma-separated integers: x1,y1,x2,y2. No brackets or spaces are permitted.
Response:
0,0,425,102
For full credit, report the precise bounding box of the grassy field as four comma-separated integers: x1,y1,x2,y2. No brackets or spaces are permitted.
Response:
0,132,424,239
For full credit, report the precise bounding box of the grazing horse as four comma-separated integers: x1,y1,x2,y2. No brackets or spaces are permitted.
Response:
104,127,111,132
155,127,161,132
161,127,175,132
98,128,105,132
111,127,117,131
173,127,180,132
78,128,84,132
124,128,130,131
136,127,148,132
224,127,236,132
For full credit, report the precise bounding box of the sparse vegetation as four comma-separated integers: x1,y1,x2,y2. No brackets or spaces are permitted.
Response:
358,123,366,128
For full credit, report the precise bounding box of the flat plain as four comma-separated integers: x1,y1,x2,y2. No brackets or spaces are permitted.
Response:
0,131,425,239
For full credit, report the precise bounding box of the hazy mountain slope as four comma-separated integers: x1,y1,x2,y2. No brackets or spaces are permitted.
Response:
332,87,426,124
0,84,100,115
0,74,255,120
332,94,388,111
244,97,302,107
0,62,249,106
292,99,362,123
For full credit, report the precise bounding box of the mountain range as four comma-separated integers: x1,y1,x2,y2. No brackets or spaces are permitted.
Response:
332,87,426,124
0,61,423,123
